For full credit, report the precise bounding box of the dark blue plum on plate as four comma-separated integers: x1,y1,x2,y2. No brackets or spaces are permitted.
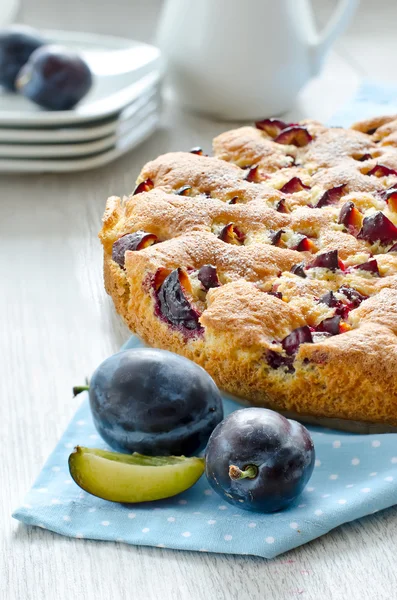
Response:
205,407,315,512
0,25,45,90
16,45,92,110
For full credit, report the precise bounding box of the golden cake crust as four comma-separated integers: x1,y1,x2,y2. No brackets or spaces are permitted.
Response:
100,116,397,427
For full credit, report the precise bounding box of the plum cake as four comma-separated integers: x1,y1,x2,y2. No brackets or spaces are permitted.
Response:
99,115,397,429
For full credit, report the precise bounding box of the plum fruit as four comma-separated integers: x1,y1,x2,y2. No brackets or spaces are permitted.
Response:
69,447,205,503
290,235,316,252
0,25,45,90
379,186,397,211
274,126,312,147
89,348,223,456
16,45,92,110
316,315,341,335
357,212,397,245
112,231,157,268
290,262,307,278
352,258,380,275
205,408,315,512
309,250,340,271
255,118,290,137
157,268,202,331
266,326,313,372
280,177,310,193
338,286,367,306
244,165,259,182
338,201,363,233
367,164,397,177
197,265,220,290
133,178,154,195
269,229,284,246
276,199,289,213
218,223,245,245
282,325,313,355
315,184,346,208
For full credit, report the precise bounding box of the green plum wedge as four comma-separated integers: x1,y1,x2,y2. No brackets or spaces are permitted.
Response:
68,446,205,503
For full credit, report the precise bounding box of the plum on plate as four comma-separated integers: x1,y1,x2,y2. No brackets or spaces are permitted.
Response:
16,45,92,110
88,348,223,456
68,446,204,503
0,25,45,90
205,408,315,512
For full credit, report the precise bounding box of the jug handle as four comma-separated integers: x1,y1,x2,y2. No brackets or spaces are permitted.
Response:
309,0,360,76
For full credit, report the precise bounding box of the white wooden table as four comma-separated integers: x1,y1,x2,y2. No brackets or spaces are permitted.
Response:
2,1,397,598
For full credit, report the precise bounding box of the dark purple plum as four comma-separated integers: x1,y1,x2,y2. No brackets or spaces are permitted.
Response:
338,286,367,306
255,118,290,137
367,164,397,177
244,165,259,182
157,268,202,331
280,177,310,194
378,186,397,211
218,223,245,244
281,325,313,355
276,198,289,213
0,25,45,90
338,201,363,233
309,250,340,271
316,315,341,336
290,235,316,252
133,178,154,195
16,45,92,110
205,408,315,512
266,349,294,372
89,348,223,456
357,212,397,245
315,184,346,208
290,262,307,278
274,126,312,147
318,290,338,307
269,229,284,246
112,231,157,268
352,258,380,276
267,290,283,300
197,265,220,290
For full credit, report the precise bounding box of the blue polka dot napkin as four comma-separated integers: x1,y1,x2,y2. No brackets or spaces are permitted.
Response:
12,82,397,558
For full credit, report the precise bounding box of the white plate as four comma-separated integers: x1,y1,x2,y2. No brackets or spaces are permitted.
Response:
0,84,160,143
0,111,159,172
0,98,158,158
0,30,163,126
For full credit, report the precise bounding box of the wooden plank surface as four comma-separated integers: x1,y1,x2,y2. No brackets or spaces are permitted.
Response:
2,1,397,598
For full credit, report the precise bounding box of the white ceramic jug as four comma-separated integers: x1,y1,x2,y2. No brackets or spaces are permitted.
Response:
0,0,19,27
157,0,359,120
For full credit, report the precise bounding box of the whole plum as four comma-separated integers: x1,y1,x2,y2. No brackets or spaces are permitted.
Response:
89,348,223,456
16,45,92,110
0,25,45,90
205,408,315,512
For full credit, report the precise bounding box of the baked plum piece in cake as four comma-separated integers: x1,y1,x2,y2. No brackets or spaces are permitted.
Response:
100,117,397,427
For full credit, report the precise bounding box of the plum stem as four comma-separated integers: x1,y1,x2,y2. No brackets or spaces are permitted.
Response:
229,464,258,480
73,385,90,397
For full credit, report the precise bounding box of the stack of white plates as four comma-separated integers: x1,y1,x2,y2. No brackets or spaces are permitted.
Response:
0,30,162,173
